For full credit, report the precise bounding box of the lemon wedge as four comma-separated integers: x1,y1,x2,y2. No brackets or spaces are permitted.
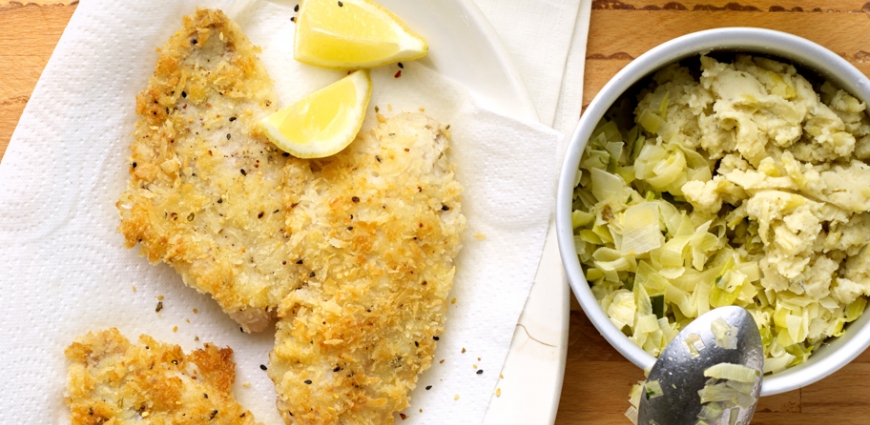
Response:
295,0,427,69
260,69,371,158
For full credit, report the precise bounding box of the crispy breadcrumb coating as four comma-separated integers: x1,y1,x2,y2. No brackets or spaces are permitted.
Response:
268,113,466,424
117,9,296,332
116,9,466,423
64,328,262,425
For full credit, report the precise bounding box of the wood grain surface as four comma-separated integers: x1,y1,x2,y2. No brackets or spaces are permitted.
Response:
0,2,75,161
3,1,870,424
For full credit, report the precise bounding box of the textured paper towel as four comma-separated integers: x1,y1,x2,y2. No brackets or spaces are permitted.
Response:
473,0,591,134
0,1,560,424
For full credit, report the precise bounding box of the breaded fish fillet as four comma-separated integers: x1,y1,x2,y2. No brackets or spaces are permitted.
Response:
117,9,295,332
268,113,466,424
65,328,261,425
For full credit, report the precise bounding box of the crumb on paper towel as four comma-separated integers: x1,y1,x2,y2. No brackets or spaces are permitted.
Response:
451,298,457,304
461,348,466,353
496,388,502,397
158,295,164,300
172,326,178,332
193,308,198,314
454,394,459,401
474,233,486,240
155,301,163,312
132,285,137,292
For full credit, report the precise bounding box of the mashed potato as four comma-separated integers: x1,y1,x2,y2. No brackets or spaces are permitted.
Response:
572,55,870,373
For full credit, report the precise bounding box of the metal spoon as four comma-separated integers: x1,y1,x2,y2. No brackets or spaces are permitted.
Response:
638,306,764,425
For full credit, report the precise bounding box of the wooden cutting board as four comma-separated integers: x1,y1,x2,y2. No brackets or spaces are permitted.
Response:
2,1,870,424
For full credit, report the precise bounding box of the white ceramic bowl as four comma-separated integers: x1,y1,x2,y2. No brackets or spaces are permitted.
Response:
556,27,870,396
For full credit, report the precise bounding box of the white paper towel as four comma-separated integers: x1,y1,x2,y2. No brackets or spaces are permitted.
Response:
473,0,592,135
0,1,560,424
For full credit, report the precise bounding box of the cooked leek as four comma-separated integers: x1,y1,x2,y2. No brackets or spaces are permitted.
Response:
644,380,664,400
711,317,738,349
621,203,663,256
575,97,868,379
703,363,760,383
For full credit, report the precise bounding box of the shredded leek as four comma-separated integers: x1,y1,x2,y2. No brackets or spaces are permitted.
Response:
644,380,664,400
574,56,870,379
685,332,705,358
711,317,738,349
703,363,761,383
621,203,663,256
694,363,759,425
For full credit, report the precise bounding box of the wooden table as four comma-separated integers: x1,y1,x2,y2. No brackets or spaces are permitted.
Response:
2,1,870,424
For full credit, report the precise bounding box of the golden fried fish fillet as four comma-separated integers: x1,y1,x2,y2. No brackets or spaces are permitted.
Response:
117,9,295,332
65,328,261,425
268,113,466,424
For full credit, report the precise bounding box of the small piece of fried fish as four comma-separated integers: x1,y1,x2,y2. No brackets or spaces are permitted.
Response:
117,9,295,332
65,328,261,425
268,113,466,424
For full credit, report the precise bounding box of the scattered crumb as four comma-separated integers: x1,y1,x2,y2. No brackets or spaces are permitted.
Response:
387,104,393,111
155,301,164,313
439,359,445,364
399,413,407,420
186,319,190,323
500,373,504,379
243,382,250,388
461,348,466,353
477,357,481,361
132,286,137,292
419,107,425,112
451,298,457,304
376,113,387,123
419,409,422,413
195,336,199,341
496,388,502,397
158,295,164,300
193,308,199,314
172,326,178,332
454,394,459,401
472,364,477,369
474,233,486,240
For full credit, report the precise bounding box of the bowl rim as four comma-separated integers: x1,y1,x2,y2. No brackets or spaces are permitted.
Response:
556,27,870,396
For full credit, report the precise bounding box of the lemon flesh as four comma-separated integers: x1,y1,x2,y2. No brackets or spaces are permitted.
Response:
295,0,427,69
260,70,371,158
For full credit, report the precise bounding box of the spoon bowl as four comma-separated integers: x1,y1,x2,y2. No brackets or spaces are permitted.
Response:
638,306,763,425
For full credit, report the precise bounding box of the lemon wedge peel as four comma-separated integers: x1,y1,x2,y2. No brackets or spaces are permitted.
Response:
259,69,372,159
295,0,428,69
